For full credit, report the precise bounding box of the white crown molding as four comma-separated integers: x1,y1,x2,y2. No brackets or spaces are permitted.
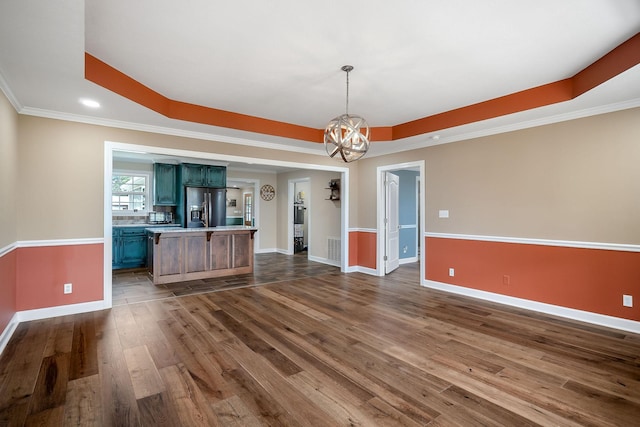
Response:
367,98,640,158
17,237,104,248
425,232,640,252
18,107,328,157
423,279,640,334
0,68,22,112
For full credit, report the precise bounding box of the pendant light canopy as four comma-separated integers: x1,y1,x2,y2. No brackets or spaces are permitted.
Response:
324,65,370,163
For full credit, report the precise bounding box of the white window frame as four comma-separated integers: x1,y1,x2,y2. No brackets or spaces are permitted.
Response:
111,169,151,216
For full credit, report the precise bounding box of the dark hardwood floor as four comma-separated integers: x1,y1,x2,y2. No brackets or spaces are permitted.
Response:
1,253,639,426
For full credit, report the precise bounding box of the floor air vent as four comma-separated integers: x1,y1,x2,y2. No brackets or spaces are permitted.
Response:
327,237,341,263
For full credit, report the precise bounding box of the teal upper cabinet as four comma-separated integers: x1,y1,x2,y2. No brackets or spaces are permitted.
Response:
181,163,207,186
181,163,226,188
205,166,226,188
153,163,177,206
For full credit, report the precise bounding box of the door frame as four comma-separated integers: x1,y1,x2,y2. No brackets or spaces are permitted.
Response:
384,171,400,274
287,177,311,256
105,141,350,309
376,161,425,280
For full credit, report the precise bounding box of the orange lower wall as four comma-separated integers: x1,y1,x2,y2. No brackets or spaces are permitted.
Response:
426,237,640,322
0,249,17,335
16,244,104,311
349,231,377,269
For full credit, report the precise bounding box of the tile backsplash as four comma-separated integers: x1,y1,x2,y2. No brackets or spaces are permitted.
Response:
112,215,149,225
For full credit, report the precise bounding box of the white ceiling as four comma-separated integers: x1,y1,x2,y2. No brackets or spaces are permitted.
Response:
1,0,639,160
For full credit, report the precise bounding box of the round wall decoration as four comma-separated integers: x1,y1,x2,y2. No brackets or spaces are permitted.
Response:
260,184,275,201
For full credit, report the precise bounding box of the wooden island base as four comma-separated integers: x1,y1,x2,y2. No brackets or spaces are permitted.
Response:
147,226,257,285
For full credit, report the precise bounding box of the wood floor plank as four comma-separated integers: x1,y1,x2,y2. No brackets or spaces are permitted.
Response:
27,352,70,416
0,319,52,420
42,321,74,358
136,391,181,427
159,363,222,426
1,254,639,426
63,374,103,426
158,315,233,402
220,336,336,426
69,312,99,381
96,327,142,426
123,345,165,400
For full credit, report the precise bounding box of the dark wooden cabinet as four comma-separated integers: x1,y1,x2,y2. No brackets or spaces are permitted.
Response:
113,227,147,269
153,163,177,206
148,228,256,284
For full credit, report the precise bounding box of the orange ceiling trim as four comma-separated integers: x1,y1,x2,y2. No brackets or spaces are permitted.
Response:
168,99,323,142
392,79,574,140
85,32,639,144
573,32,640,98
85,52,324,143
85,54,171,116
394,32,640,141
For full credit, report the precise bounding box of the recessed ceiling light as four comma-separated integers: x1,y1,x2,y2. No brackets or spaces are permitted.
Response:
79,98,100,108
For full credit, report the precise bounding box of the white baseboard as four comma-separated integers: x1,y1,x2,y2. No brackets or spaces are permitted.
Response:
350,265,379,276
423,279,640,334
255,247,279,254
307,255,340,267
0,313,19,355
399,256,419,264
17,300,110,323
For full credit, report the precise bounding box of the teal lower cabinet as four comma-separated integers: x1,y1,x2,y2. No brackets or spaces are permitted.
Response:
113,227,147,269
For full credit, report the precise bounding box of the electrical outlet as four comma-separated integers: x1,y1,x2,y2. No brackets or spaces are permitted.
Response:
503,275,510,285
449,268,455,277
64,283,72,294
623,295,633,307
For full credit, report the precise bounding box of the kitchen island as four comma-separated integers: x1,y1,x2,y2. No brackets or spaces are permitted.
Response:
146,226,257,285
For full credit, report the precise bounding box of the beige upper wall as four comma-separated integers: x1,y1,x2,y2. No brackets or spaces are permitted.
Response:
277,170,342,259
0,91,18,248
227,170,278,250
15,106,640,245
16,115,348,241
357,107,640,244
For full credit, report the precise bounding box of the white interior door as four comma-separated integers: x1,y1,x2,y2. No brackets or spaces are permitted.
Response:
385,172,400,274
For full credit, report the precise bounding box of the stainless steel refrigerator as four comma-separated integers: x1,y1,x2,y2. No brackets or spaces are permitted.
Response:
185,186,226,228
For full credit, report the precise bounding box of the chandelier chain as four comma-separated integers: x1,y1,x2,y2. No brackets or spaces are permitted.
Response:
345,68,349,115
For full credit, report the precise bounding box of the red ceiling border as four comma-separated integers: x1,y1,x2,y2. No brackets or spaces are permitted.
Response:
85,32,639,144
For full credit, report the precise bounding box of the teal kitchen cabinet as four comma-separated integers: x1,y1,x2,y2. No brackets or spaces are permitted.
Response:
113,227,147,269
181,163,207,186
181,163,226,188
205,166,226,188
153,163,177,206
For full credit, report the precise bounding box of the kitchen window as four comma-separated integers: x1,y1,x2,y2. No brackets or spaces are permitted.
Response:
112,171,150,215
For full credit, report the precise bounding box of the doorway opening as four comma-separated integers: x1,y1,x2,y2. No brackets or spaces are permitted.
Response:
376,161,425,280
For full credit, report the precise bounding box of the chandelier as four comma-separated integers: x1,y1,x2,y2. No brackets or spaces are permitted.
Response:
324,65,370,162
